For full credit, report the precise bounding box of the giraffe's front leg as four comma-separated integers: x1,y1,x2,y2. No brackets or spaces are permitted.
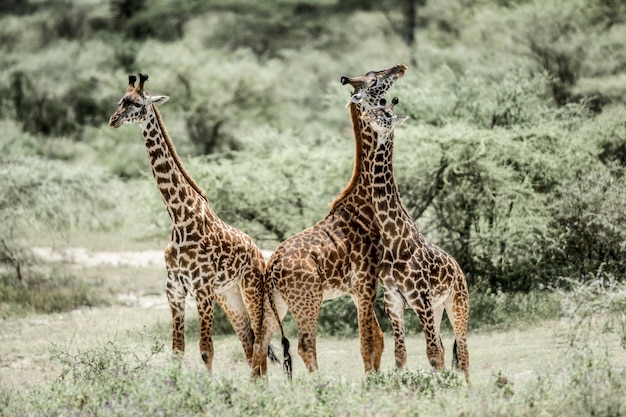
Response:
352,280,383,373
381,261,407,369
165,270,187,357
383,284,407,369
196,288,215,372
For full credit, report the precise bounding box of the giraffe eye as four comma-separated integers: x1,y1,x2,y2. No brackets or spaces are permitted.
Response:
133,102,142,108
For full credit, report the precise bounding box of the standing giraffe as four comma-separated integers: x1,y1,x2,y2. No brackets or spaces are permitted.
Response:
252,65,408,376
108,74,279,373
361,99,470,382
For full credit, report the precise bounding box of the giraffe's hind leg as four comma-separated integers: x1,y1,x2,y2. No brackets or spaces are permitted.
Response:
252,289,288,377
411,290,444,370
290,291,322,373
433,300,446,364
216,285,254,365
165,270,187,357
446,285,470,382
238,267,265,372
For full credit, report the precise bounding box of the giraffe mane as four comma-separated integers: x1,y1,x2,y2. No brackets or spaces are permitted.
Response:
152,105,208,202
330,101,363,209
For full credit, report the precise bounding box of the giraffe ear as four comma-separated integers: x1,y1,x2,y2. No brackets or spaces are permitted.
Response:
151,95,170,106
393,115,409,126
345,92,364,108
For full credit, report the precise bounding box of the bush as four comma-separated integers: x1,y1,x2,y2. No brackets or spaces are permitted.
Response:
364,367,463,394
542,165,626,281
0,152,125,315
0,269,104,316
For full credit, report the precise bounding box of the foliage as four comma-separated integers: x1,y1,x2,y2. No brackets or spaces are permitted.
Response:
0,324,624,417
558,274,626,349
51,332,164,382
0,268,103,317
394,68,625,290
363,367,463,394
0,0,625,326
0,138,125,315
468,286,561,329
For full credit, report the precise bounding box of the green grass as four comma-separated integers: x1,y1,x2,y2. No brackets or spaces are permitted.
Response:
1,258,624,416
0,316,623,417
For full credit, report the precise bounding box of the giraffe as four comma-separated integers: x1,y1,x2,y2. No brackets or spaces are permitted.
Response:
251,65,408,377
108,74,281,373
360,98,470,382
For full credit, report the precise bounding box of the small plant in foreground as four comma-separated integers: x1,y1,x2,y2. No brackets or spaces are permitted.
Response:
556,273,626,349
50,331,165,383
363,367,463,395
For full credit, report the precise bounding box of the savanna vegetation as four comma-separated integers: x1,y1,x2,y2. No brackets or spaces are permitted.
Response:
0,0,625,415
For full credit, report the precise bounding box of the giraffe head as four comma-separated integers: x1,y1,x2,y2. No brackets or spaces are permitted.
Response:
360,97,409,143
108,73,170,128
340,64,408,107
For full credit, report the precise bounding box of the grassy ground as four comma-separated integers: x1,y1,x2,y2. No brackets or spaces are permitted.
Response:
0,296,573,388
1,303,624,415
1,249,624,416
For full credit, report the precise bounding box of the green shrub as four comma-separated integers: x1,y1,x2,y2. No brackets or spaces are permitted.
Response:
364,367,463,394
0,269,104,316
558,275,626,348
468,286,561,330
540,163,626,282
0,151,125,315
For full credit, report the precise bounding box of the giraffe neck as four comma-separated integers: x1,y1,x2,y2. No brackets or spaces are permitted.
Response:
330,101,377,209
372,131,413,242
140,105,209,225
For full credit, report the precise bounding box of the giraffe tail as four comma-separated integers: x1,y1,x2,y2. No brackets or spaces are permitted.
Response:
267,344,279,364
452,339,459,370
266,282,292,380
280,335,292,380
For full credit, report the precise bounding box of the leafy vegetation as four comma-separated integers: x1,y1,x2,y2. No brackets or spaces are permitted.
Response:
1,319,624,416
0,0,625,337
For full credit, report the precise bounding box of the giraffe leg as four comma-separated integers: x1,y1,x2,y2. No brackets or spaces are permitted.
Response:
446,285,470,382
432,299,446,365
383,285,407,368
252,289,288,377
290,293,322,373
352,285,383,373
216,285,254,365
366,277,385,372
412,291,444,370
238,258,268,376
196,290,216,372
371,310,385,372
165,270,186,357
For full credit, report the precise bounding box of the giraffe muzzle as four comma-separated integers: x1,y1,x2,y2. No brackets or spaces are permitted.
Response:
108,115,123,128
